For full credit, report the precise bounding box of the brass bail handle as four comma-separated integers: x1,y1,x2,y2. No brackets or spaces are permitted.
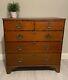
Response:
17,34,23,40
16,46,23,51
16,24,22,29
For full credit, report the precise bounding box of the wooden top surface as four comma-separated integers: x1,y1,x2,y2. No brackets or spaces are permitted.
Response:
3,17,66,21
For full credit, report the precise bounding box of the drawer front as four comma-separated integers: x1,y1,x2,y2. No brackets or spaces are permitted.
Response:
5,31,63,41
6,53,60,66
5,42,62,53
4,20,34,31
35,21,49,30
35,20,65,30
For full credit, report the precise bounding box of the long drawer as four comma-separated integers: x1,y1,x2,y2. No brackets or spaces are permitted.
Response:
5,31,63,41
6,53,61,66
5,42,62,53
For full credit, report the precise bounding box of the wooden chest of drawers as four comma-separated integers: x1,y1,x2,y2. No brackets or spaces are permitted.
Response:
3,18,65,74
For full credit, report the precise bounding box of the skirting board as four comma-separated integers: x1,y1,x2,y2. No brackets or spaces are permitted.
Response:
0,53,68,60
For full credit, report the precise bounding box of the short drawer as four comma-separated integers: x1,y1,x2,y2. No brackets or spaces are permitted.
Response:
35,20,65,30
6,53,60,66
4,20,34,31
5,42,62,53
35,21,49,30
5,31,63,41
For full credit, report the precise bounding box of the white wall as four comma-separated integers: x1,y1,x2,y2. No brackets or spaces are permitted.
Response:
0,0,68,18
0,0,68,55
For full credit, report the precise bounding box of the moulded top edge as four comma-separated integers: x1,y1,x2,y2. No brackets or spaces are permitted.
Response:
2,17,66,21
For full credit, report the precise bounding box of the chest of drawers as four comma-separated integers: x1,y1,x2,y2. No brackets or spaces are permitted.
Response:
3,18,65,74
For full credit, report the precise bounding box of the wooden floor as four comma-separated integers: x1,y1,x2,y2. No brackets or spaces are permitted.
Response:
0,59,68,80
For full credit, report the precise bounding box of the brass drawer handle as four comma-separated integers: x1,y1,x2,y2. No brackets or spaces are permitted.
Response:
17,58,24,63
16,46,23,51
16,24,22,29
47,26,52,29
18,60,23,63
16,34,23,40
